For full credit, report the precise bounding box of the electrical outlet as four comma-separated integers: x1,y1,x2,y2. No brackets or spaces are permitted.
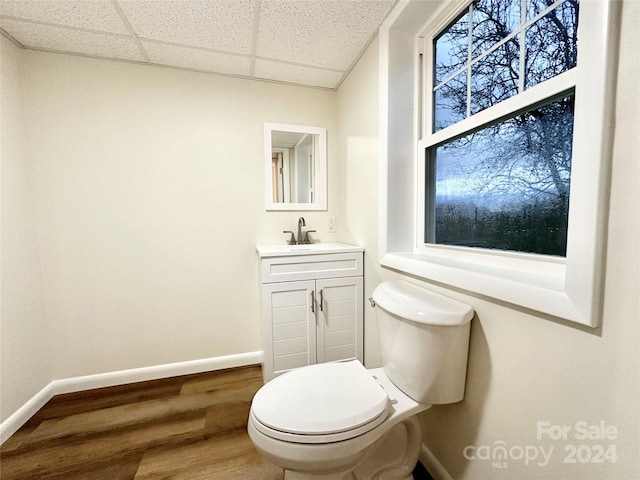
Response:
328,216,336,233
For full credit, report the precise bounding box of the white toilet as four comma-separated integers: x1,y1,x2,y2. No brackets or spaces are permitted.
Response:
248,280,474,480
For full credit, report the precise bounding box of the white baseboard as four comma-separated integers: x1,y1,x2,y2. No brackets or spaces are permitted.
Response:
51,351,263,395
0,351,262,445
0,383,57,445
420,442,455,480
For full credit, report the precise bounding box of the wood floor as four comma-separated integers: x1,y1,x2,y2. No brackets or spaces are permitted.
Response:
1,365,433,480
0,365,284,479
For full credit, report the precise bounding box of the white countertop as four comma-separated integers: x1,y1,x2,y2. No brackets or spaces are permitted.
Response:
256,242,364,258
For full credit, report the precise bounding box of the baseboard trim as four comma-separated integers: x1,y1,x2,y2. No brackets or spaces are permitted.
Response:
0,383,56,445
0,351,262,444
51,351,263,395
420,442,455,480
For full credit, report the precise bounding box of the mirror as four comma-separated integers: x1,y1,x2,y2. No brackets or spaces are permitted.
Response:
264,123,327,211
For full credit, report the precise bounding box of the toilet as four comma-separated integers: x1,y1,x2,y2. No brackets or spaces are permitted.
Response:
247,280,474,480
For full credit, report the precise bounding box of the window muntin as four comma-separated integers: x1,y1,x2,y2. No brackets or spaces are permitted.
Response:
433,0,579,132
427,0,578,257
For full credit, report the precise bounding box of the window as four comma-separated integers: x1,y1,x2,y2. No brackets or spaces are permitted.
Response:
378,0,617,327
426,0,578,257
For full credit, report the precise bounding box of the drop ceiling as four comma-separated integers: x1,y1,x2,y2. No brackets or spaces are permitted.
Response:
0,0,396,90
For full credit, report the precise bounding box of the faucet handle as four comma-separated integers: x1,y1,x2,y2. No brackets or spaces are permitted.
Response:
301,230,316,244
282,230,296,245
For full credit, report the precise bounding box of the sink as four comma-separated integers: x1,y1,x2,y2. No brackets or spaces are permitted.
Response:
256,242,364,258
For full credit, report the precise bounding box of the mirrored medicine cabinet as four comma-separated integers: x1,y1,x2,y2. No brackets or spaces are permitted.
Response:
264,123,327,211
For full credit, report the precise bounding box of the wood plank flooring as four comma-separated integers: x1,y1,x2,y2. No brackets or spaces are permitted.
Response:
1,365,433,479
0,365,284,479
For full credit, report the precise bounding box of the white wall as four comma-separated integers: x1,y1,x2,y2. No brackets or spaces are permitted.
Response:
336,1,639,479
1,44,339,422
0,37,52,423
336,36,385,367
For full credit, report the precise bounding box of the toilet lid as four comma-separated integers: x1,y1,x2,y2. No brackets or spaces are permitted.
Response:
251,360,390,436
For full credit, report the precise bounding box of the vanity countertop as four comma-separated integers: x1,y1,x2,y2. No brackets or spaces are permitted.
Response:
256,242,364,258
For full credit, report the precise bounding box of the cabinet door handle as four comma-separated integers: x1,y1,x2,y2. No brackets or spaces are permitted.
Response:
310,290,315,313
319,289,324,312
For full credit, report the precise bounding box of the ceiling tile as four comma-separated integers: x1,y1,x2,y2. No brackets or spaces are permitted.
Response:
119,0,255,55
0,0,128,34
256,0,394,70
142,41,251,76
0,0,395,90
1,18,145,61
254,58,343,89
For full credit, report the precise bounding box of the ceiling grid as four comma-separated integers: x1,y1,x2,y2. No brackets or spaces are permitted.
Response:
0,0,396,90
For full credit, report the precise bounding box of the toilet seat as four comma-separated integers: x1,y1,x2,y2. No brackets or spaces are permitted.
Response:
250,360,391,444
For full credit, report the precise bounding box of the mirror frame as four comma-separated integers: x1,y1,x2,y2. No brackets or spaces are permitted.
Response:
264,122,327,211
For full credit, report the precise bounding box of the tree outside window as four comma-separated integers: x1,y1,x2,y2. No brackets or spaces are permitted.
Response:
428,0,579,256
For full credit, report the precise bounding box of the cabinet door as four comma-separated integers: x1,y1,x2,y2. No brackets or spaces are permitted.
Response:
316,276,363,364
262,280,317,381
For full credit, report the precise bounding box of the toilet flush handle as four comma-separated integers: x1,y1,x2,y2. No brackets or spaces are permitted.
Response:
368,298,376,308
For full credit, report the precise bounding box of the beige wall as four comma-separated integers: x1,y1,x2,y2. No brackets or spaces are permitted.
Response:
0,37,52,422
336,2,640,479
336,36,385,367
1,42,338,421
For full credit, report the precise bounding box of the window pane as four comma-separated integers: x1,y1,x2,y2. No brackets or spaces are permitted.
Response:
434,71,467,131
526,0,546,20
434,11,470,86
472,0,521,59
526,0,577,21
470,42,520,115
430,95,574,256
525,1,579,89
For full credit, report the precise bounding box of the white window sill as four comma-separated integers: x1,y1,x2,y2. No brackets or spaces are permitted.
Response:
380,252,585,322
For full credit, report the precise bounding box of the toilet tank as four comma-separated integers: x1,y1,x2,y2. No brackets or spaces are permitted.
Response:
371,280,474,404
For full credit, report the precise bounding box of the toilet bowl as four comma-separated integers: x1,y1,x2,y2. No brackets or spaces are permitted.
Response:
248,280,474,480
247,360,429,479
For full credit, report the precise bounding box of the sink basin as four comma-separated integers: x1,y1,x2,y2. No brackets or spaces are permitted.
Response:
256,242,364,258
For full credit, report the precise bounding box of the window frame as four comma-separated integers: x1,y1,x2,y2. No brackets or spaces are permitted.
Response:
378,0,618,327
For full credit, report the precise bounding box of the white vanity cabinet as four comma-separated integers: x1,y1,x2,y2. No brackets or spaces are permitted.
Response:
257,244,364,382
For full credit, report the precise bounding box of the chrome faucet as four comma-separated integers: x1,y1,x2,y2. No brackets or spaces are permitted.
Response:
283,217,315,245
297,217,306,244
